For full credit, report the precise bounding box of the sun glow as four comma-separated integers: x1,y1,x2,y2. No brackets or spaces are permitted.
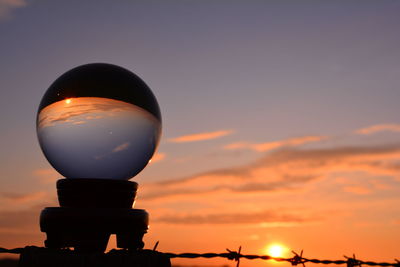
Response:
265,244,288,258
65,98,72,104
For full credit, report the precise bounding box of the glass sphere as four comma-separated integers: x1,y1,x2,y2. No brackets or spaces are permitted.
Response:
36,63,162,180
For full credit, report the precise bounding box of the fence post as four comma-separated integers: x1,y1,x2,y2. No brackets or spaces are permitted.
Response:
18,246,171,267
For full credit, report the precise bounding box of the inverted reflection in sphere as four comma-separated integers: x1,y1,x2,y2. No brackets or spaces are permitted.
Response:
37,97,161,180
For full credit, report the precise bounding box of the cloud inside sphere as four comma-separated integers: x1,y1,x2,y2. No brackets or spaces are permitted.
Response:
37,97,161,180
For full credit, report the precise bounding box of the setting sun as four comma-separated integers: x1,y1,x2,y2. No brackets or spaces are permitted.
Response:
265,244,288,258
65,98,72,104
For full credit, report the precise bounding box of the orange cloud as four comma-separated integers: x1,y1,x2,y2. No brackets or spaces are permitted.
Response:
33,168,59,184
141,144,400,201
0,191,47,203
112,142,130,153
150,152,166,163
154,209,314,225
135,144,400,229
355,124,400,135
342,185,371,195
0,209,38,229
169,130,233,143
224,135,327,152
0,0,27,19
335,177,390,195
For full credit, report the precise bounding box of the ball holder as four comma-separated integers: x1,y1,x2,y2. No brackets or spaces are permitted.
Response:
40,178,149,252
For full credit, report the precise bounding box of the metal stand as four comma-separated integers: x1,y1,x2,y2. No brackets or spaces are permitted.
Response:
40,179,148,252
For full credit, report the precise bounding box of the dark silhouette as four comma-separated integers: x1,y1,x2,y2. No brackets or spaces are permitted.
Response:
41,179,148,252
18,246,170,267
0,259,18,267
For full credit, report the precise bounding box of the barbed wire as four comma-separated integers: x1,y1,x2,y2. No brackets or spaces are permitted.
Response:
1,246,399,267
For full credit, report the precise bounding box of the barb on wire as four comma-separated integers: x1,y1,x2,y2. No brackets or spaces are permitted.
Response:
0,246,399,266
345,254,362,267
290,250,307,267
153,241,159,251
226,246,241,267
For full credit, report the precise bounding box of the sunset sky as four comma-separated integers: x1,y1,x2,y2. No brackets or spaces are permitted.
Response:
0,1,400,266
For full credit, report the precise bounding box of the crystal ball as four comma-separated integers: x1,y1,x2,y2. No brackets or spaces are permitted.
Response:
36,63,162,180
